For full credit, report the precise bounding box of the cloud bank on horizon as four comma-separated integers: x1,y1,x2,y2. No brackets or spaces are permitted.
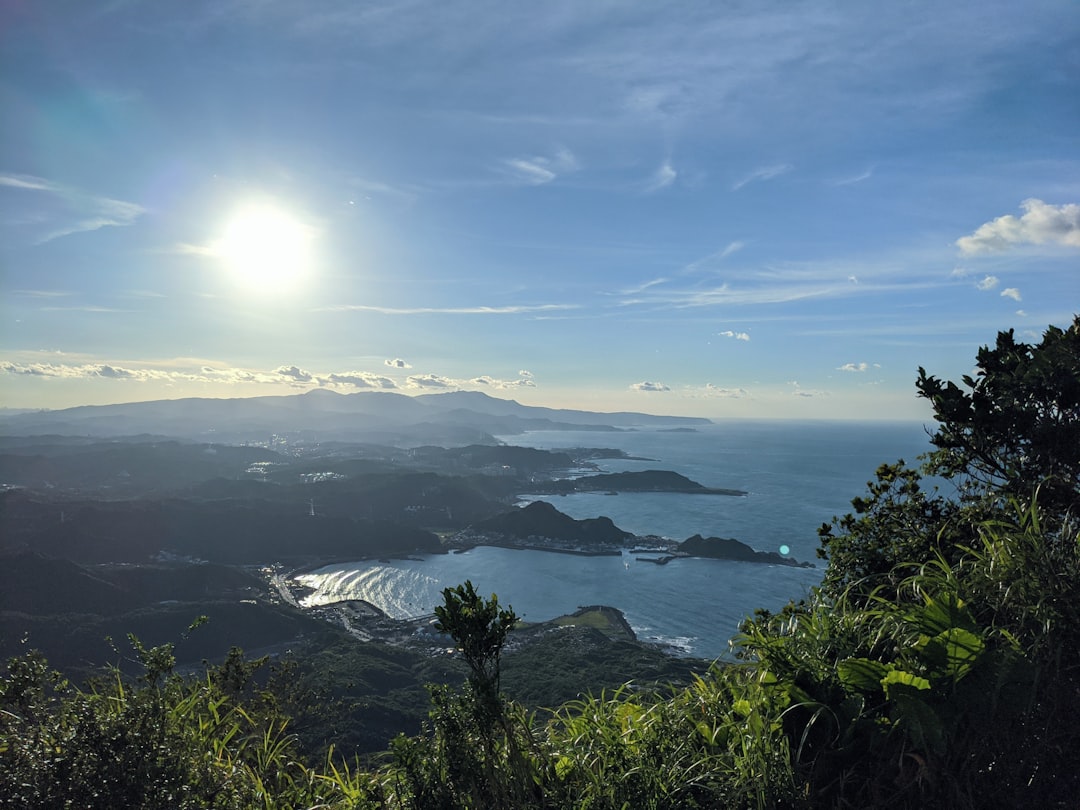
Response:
1,1,1077,420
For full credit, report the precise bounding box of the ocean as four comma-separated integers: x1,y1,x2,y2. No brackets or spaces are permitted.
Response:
295,419,934,659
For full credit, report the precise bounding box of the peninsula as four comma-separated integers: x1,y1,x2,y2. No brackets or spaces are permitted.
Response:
637,534,814,568
538,470,746,496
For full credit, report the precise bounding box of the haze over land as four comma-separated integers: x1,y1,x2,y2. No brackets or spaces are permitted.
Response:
2,2,1077,418
0,391,823,683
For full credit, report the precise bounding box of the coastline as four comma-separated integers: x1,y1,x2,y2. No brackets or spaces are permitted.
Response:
451,541,622,557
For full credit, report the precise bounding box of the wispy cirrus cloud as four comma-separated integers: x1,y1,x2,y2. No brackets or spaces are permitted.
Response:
699,384,749,398
685,241,746,273
348,176,423,204
0,173,144,244
617,277,670,296
628,280,838,308
39,305,134,313
617,249,958,310
790,381,828,398
12,289,76,298
642,160,677,193
957,199,1080,254
319,303,578,315
500,147,578,185
732,163,792,191
833,167,875,186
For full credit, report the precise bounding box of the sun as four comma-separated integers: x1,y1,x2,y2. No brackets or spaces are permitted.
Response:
218,202,315,292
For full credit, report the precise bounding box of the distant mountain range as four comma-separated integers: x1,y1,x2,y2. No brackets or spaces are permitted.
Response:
0,390,710,444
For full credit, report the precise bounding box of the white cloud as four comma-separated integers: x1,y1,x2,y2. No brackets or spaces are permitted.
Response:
0,358,521,396
96,365,139,379
0,358,407,391
385,358,412,369
718,330,750,341
504,159,556,185
276,365,314,384
0,360,208,383
501,147,578,186
732,163,792,191
406,373,456,389
630,381,670,392
976,275,999,291
324,372,397,389
0,175,55,191
470,374,535,389
1001,287,1022,302
956,199,1080,254
837,362,869,372
642,160,677,192
702,384,748,398
789,381,827,398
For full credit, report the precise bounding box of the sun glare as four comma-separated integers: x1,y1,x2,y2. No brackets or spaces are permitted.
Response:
218,203,315,292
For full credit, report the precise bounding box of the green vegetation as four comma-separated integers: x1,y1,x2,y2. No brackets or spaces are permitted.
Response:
2,319,1077,807
548,606,634,639
818,315,1080,601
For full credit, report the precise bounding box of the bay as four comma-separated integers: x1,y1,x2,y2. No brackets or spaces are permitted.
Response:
296,419,934,659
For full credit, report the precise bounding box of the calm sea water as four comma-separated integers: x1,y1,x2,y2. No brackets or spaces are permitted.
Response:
296,420,933,659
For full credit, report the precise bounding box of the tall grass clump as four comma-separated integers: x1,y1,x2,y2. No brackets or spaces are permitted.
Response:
734,497,1080,808
0,636,382,809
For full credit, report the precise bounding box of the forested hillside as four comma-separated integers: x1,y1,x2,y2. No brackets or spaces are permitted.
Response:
2,319,1077,809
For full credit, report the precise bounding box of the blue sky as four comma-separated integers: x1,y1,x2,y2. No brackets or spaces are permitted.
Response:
2,1,1078,419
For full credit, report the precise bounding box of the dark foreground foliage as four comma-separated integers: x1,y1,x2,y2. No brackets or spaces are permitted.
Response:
2,319,1078,808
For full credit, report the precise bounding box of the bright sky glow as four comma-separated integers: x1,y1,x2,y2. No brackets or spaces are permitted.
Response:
1,2,1077,419
216,202,316,293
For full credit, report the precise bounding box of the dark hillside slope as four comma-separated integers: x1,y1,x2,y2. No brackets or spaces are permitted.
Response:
472,500,631,545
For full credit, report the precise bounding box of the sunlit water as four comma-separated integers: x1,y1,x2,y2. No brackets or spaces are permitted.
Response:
295,420,932,659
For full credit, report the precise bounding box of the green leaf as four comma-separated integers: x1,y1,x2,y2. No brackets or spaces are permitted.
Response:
837,658,890,693
915,591,977,636
917,627,985,681
882,669,931,698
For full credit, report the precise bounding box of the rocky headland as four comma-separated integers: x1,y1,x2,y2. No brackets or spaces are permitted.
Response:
538,469,746,496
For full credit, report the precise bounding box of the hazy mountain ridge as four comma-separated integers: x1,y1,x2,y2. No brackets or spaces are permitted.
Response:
0,390,710,443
